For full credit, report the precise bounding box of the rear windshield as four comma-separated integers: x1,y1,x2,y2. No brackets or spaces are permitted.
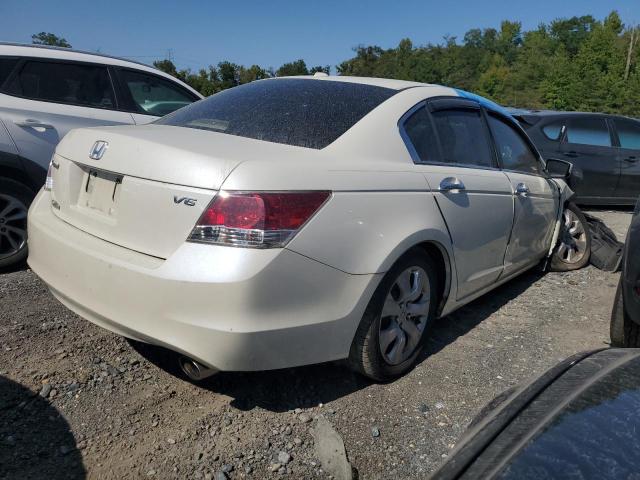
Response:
156,78,396,149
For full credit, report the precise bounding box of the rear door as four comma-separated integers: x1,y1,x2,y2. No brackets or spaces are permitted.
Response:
401,99,514,300
111,67,200,124
560,116,618,202
0,58,134,174
612,117,640,202
486,112,557,276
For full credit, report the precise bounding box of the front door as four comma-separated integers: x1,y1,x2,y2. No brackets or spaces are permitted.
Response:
485,113,557,276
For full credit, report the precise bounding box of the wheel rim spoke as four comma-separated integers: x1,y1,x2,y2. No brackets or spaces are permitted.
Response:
406,298,429,316
386,328,407,365
379,320,401,355
401,320,423,353
5,210,27,222
5,225,26,238
4,232,19,250
0,199,20,219
382,295,402,318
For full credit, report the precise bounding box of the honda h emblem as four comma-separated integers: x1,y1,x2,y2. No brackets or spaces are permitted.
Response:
89,140,109,160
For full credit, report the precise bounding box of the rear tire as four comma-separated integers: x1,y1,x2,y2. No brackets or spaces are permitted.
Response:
0,178,34,269
611,280,640,347
348,250,439,382
549,202,591,272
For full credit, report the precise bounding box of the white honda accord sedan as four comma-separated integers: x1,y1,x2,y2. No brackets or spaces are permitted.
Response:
27,75,589,381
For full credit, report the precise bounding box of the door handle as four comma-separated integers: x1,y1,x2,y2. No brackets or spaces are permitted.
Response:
515,182,530,196
624,156,638,163
14,119,54,130
439,177,466,193
563,151,578,158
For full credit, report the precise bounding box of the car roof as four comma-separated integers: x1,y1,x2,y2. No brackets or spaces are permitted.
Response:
0,42,203,98
269,75,513,118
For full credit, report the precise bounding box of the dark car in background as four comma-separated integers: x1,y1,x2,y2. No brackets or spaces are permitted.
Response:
611,198,640,346
511,110,640,206
430,348,640,480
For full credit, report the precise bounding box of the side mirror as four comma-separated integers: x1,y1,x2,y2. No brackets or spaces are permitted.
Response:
544,158,573,179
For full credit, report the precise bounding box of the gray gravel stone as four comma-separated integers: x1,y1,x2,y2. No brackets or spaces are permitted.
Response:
39,384,52,398
314,416,353,480
298,413,312,423
278,451,291,464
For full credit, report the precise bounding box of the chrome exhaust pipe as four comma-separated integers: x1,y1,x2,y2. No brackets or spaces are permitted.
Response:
179,357,218,381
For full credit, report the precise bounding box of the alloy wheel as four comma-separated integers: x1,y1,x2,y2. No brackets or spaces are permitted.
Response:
378,266,431,365
0,193,28,261
556,208,587,264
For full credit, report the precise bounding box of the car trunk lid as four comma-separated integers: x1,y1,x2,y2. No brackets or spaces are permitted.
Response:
49,125,252,258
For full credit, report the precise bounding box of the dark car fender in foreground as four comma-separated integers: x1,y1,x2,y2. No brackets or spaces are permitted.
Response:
431,348,640,479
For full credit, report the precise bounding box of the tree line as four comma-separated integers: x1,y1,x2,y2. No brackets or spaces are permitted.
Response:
33,10,640,115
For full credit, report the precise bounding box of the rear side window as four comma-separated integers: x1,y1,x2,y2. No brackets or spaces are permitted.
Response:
488,114,541,174
5,61,115,109
403,107,439,163
431,109,494,167
615,118,640,150
117,69,197,116
0,57,19,88
565,117,611,147
542,122,564,141
157,79,396,149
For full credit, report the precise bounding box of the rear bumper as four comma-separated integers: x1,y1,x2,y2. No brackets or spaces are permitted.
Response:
27,190,379,371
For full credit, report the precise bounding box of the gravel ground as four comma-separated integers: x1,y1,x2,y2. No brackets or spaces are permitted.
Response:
0,209,632,480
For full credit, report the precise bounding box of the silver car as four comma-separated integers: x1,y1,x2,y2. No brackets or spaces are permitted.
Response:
0,43,202,267
27,76,590,381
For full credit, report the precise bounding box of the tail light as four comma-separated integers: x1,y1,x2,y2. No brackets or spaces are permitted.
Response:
188,191,331,248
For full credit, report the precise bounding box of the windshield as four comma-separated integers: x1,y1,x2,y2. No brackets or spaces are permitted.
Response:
155,78,396,149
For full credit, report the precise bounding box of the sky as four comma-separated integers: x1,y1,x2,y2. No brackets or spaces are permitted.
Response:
1,0,638,73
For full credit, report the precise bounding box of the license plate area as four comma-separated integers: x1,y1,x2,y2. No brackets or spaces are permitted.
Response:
77,168,122,216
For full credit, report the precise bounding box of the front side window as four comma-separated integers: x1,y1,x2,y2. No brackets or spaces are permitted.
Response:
430,108,494,167
615,118,640,150
488,114,541,174
565,117,611,147
403,107,439,163
118,69,198,116
5,61,115,109
157,79,396,149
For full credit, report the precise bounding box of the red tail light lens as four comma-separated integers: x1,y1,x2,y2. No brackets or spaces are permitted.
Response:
189,191,331,248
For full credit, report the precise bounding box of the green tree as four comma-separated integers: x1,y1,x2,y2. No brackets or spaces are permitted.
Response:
31,32,71,48
153,59,179,77
276,59,309,76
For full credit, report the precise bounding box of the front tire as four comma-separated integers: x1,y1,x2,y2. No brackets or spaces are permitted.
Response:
349,250,439,381
610,280,640,347
549,202,591,272
0,179,34,269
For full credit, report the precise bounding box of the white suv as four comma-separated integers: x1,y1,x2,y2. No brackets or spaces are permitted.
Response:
0,43,202,267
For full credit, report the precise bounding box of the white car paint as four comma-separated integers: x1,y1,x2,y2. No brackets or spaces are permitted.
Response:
27,76,566,372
